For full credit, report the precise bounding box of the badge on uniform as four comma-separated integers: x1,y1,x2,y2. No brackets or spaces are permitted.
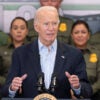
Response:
89,53,98,63
59,23,67,32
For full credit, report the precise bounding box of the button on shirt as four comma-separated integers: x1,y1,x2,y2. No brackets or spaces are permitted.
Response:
39,39,57,89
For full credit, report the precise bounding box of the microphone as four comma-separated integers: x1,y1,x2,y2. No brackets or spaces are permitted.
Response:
37,72,44,93
50,73,57,94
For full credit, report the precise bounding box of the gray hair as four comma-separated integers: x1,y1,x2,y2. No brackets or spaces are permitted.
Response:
34,6,60,24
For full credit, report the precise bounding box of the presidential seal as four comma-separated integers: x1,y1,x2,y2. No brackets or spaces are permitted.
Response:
34,93,57,100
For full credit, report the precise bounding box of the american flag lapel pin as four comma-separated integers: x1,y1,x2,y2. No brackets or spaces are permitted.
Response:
61,55,65,59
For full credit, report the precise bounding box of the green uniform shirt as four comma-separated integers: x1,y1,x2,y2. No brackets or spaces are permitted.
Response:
0,44,13,86
89,31,100,50
0,40,28,87
80,45,100,94
27,16,73,44
0,31,9,46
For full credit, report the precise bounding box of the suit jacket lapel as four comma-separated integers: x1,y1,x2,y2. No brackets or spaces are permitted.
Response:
29,40,42,77
54,41,67,75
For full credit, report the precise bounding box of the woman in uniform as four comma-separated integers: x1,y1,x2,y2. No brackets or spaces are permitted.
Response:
0,17,28,94
71,20,100,100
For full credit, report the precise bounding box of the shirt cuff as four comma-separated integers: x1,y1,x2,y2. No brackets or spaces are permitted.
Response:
9,87,17,98
71,85,81,95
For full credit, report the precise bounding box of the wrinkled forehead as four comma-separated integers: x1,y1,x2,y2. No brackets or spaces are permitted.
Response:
34,6,59,24
38,7,58,17
39,11,59,22
40,9,57,16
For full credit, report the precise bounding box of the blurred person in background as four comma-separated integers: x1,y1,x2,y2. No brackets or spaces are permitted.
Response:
0,17,28,98
71,20,100,100
28,0,73,44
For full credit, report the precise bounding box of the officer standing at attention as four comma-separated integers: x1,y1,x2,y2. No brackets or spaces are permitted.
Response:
28,0,73,44
71,20,100,100
0,17,28,96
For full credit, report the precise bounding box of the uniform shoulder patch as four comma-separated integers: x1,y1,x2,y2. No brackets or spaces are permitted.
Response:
89,53,98,63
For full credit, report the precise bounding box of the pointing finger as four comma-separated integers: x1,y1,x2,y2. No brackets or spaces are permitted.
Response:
21,74,27,81
65,72,71,79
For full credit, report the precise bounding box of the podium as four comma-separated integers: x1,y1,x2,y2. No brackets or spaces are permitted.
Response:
1,93,91,100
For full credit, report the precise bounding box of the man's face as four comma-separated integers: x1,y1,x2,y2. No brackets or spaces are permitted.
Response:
34,11,59,46
40,0,62,9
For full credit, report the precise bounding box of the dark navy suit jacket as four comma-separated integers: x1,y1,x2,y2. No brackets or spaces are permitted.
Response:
2,39,92,99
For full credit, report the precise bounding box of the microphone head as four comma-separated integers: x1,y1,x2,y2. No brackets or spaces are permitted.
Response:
38,72,44,78
50,73,57,93
52,73,57,86
37,72,44,93
38,72,44,84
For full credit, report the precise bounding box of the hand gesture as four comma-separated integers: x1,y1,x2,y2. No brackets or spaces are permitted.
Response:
10,74,27,91
65,72,80,89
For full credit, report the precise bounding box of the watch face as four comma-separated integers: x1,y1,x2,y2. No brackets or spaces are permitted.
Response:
34,93,57,100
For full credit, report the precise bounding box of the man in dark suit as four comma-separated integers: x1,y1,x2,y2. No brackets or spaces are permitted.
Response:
2,6,92,99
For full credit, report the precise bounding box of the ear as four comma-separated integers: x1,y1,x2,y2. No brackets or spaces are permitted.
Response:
34,23,39,33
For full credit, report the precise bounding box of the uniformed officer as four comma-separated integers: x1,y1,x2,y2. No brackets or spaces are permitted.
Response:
27,0,73,44
0,30,9,46
89,31,100,50
71,20,100,100
0,17,29,95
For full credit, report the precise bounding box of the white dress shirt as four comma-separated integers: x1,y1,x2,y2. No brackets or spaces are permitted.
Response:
38,39,57,89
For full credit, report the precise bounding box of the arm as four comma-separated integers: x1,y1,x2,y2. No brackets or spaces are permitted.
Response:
66,51,93,98
9,74,27,98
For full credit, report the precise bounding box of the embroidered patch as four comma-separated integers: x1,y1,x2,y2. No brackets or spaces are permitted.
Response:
89,53,98,63
59,23,67,32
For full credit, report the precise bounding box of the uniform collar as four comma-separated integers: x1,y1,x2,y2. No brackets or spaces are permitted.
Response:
8,42,26,49
79,44,94,54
